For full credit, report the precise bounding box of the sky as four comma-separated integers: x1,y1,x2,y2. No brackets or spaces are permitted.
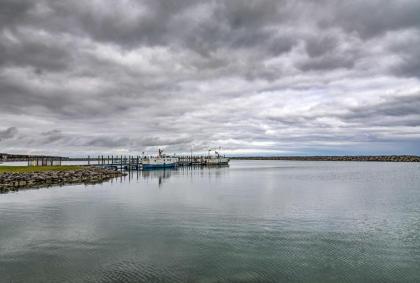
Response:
0,0,420,156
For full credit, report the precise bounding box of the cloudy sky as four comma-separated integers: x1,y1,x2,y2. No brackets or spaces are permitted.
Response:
1,0,420,156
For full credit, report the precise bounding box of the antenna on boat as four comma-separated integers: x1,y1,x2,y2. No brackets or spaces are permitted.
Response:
208,146,222,157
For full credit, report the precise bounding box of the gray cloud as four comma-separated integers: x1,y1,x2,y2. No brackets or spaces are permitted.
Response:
0,0,419,155
324,0,420,38
343,95,420,119
0,127,18,142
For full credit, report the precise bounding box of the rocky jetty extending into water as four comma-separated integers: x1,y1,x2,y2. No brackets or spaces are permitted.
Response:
0,166,126,193
232,155,420,162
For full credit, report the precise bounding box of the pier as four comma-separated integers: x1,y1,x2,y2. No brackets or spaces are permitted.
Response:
2,153,230,170
69,155,230,171
93,156,142,171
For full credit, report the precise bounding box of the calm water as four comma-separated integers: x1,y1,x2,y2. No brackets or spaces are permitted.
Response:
1,161,419,282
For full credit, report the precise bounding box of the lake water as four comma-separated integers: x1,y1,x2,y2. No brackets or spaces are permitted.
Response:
1,160,420,282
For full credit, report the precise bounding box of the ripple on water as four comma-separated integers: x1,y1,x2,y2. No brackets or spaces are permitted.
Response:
1,161,420,282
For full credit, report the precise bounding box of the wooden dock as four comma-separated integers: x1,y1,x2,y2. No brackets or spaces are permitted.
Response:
75,155,229,171
92,156,142,171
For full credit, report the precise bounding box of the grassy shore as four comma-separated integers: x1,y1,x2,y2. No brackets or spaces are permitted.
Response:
0,165,84,174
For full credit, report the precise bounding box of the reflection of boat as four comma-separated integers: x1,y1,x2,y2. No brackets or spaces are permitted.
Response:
141,168,174,179
142,149,178,169
206,148,229,165
141,168,175,187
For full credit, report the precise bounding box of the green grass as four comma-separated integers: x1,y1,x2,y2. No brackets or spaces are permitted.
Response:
0,165,84,174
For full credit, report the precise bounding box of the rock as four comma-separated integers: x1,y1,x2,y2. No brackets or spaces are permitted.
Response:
0,166,127,193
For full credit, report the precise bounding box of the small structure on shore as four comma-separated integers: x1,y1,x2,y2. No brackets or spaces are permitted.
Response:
1,153,67,163
28,157,63,166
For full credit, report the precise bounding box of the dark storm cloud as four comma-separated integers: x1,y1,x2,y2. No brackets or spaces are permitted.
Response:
344,95,420,119
41,129,66,144
0,0,419,155
0,0,34,27
338,94,420,127
324,0,420,38
85,137,130,148
388,32,420,78
0,127,18,142
0,35,73,72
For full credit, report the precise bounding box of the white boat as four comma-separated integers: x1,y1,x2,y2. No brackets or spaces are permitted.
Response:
142,149,178,169
206,156,230,165
206,149,229,165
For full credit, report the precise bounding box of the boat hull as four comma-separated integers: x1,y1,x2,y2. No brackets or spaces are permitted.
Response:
206,157,230,165
142,157,179,170
142,163,177,169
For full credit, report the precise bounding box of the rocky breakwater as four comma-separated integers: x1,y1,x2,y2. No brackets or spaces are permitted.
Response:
232,155,420,162
0,166,127,193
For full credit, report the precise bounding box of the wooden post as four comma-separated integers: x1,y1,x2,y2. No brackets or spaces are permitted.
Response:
88,155,90,165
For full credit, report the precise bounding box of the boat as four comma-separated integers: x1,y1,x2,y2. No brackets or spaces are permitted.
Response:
142,149,178,169
205,149,230,165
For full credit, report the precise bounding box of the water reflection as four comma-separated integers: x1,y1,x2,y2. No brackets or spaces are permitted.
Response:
1,161,420,282
123,165,230,187
140,168,175,187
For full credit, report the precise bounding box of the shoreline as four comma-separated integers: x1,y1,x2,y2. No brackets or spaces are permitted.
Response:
0,166,126,193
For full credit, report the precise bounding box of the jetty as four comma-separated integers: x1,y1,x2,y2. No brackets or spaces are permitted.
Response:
75,154,230,171
0,166,126,193
231,155,420,162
